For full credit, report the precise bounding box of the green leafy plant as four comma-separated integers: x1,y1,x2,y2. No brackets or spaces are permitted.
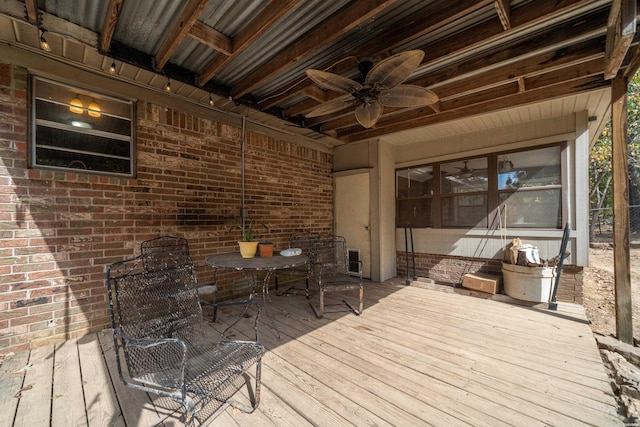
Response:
236,216,269,242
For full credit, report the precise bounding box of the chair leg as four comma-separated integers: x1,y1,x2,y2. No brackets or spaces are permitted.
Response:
309,288,324,318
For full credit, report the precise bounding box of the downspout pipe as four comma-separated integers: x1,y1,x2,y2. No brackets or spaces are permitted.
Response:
241,115,247,231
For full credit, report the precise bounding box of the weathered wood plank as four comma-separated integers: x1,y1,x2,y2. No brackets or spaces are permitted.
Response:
0,350,29,427
77,334,125,427
96,330,167,426
611,72,634,344
52,340,88,427
0,282,622,427
12,345,53,427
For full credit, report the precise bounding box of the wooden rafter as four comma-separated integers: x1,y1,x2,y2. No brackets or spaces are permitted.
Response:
342,75,607,142
154,0,209,70
99,0,123,52
308,21,607,131
197,0,300,86
604,0,637,79
494,0,511,30
187,21,231,56
260,0,598,111
231,0,400,99
260,0,493,110
24,0,37,24
624,43,640,78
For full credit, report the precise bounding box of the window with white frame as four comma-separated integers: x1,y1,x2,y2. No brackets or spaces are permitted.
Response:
30,76,134,176
396,145,563,229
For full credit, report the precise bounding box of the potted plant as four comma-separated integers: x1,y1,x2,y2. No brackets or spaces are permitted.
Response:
258,240,275,257
236,216,268,258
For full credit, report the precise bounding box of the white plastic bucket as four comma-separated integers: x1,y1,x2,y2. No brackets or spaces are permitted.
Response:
501,262,556,302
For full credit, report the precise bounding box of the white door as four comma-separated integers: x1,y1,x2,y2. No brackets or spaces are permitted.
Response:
335,172,371,279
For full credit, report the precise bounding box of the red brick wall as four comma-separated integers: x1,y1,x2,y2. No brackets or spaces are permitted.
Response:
0,63,333,352
397,252,583,304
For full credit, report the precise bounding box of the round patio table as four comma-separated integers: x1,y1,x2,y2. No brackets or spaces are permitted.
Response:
205,252,309,339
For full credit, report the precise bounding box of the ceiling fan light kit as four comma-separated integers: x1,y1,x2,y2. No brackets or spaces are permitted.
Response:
305,50,438,128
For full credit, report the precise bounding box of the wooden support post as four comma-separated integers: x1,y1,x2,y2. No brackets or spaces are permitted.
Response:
611,72,633,344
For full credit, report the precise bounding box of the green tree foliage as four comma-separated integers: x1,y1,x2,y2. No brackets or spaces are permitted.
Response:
590,72,640,237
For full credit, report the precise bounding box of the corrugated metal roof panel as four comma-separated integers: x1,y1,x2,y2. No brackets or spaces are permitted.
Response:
214,0,350,87
37,0,106,31
114,0,186,55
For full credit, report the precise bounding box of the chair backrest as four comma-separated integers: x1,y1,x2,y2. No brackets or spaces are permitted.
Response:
313,234,349,275
107,254,203,342
290,232,318,261
140,236,191,271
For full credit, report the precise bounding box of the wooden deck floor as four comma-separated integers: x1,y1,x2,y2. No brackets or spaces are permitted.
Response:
0,280,623,426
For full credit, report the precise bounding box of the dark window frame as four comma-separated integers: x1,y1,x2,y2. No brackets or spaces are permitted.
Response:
29,75,135,177
396,144,564,230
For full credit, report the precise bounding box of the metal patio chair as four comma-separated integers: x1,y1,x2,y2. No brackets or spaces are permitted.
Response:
141,236,219,321
106,254,265,425
275,232,318,298
309,234,363,318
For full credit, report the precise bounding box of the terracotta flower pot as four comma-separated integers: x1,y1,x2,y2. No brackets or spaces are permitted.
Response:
238,241,258,258
259,242,274,257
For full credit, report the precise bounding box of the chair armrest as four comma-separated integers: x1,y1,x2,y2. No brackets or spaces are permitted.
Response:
113,328,188,389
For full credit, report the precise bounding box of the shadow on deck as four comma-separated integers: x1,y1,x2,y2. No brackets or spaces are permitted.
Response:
0,278,623,426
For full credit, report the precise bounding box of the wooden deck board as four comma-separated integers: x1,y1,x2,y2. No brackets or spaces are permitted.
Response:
13,344,53,427
0,348,29,427
77,334,125,427
0,281,624,426
52,340,88,427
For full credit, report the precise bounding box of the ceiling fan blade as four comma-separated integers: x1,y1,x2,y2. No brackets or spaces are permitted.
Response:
354,100,382,128
379,85,439,107
305,97,355,118
365,50,424,90
306,69,362,94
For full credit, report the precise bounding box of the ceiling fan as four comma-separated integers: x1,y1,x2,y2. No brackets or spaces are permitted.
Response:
454,161,474,178
304,50,438,128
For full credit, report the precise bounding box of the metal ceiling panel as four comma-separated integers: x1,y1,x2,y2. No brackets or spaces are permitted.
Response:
113,0,186,55
37,0,107,31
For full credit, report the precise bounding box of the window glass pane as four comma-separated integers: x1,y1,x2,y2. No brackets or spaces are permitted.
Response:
32,76,133,176
441,159,488,193
397,198,432,227
396,166,433,198
499,189,561,228
441,195,487,227
498,146,561,190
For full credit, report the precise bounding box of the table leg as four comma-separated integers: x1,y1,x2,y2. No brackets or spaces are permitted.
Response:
240,269,280,339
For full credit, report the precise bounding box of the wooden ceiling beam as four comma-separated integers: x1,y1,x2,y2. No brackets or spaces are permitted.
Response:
341,75,607,142
260,0,603,113
604,0,637,79
154,0,209,70
524,58,605,90
187,21,231,56
259,0,493,109
231,0,400,98
99,0,123,52
313,35,606,131
24,0,37,24
197,0,300,86
624,43,640,77
328,57,604,132
494,0,511,30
